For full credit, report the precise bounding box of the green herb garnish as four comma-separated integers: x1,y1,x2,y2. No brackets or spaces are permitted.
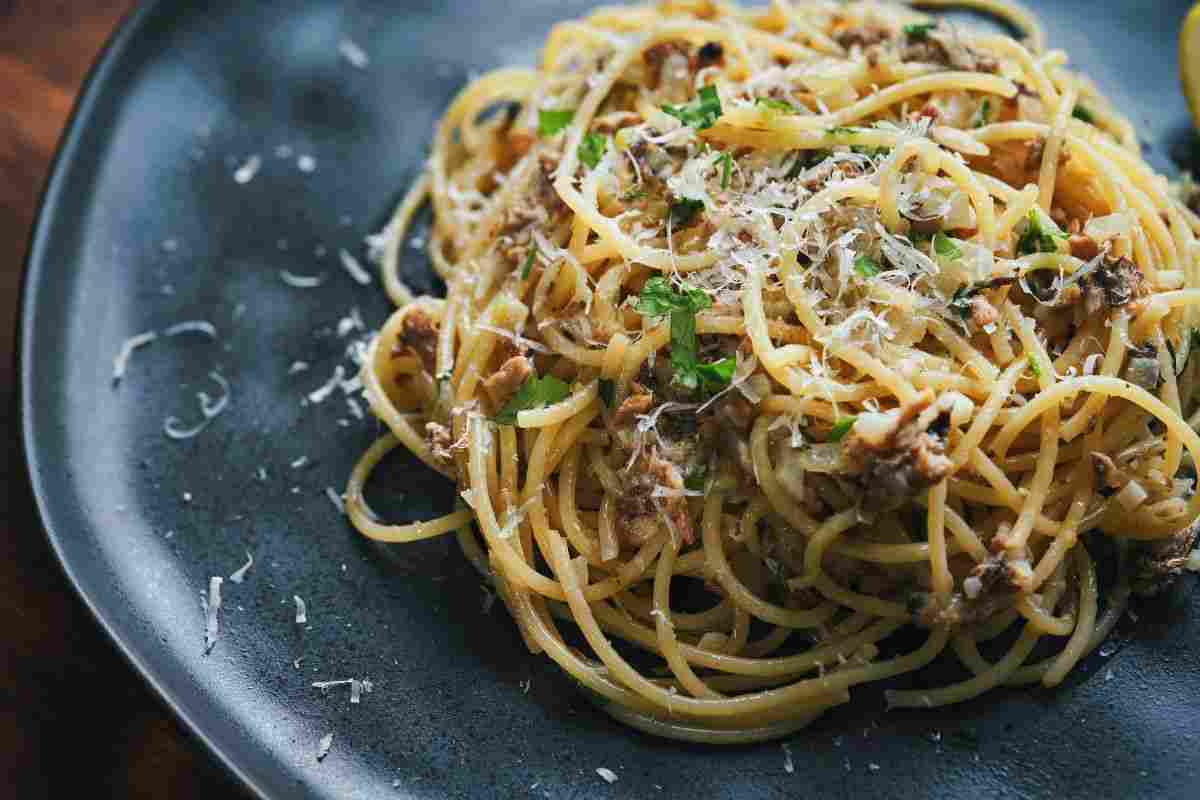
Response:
493,374,571,425
974,98,992,128
948,276,1016,320
598,378,615,408
1027,354,1042,380
715,151,734,189
521,247,537,279
755,97,800,114
854,254,882,278
684,465,707,491
662,85,723,130
933,232,962,260
669,197,705,228
578,132,608,169
1071,105,1096,124
904,23,937,39
634,278,731,393
827,126,857,136
537,108,575,136
620,187,648,203
1015,209,1066,256
829,416,857,442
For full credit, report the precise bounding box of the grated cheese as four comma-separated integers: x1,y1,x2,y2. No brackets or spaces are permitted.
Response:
782,743,795,774
228,551,254,583
338,38,370,69
297,155,317,173
164,320,218,338
595,767,618,784
289,361,310,375
325,487,346,514
164,371,231,440
291,456,310,469
316,733,333,762
233,155,262,184
279,269,327,288
309,366,346,404
112,331,157,384
294,595,308,624
339,249,372,285
204,576,223,653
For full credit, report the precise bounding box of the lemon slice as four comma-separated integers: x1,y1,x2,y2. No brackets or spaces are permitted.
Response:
1181,3,1200,129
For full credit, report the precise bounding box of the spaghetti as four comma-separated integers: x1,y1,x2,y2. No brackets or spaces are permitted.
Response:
350,0,1200,742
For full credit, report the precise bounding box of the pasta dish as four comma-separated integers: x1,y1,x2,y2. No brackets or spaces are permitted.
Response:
347,0,1200,742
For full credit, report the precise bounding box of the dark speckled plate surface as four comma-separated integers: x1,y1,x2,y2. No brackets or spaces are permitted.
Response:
18,1,1200,798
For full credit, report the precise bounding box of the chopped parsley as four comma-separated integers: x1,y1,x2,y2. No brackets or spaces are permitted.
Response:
851,145,891,158
521,246,537,279
493,374,571,425
684,465,707,491
829,416,857,442
634,277,732,393
933,232,962,260
598,379,615,408
1015,209,1066,256
669,197,705,228
784,149,829,180
826,126,857,136
620,187,648,203
948,276,1016,319
973,98,992,128
1027,353,1043,380
1071,105,1096,124
662,85,723,130
755,97,800,115
537,108,575,136
854,254,882,278
715,151,734,189
904,23,937,39
577,132,608,169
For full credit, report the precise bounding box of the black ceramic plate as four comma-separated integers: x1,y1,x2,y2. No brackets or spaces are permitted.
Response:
19,1,1200,798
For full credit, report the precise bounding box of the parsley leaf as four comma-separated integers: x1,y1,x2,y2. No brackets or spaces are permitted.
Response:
684,465,707,491
904,23,937,39
538,108,575,136
521,246,537,279
662,85,723,130
933,232,962,260
948,276,1016,320
1071,105,1096,124
1027,353,1042,380
635,276,712,317
974,98,992,128
826,126,857,136
578,132,608,169
829,416,857,442
620,187,648,203
1016,209,1066,256
598,378,615,407
634,279,730,393
854,254,882,278
715,151,734,189
493,374,571,425
669,197,705,228
755,97,799,114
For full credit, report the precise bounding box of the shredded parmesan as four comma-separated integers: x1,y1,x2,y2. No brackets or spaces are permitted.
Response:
294,595,308,624
339,248,372,285
279,269,327,288
164,371,231,440
233,155,262,184
164,320,218,338
325,487,346,514
228,551,254,583
298,155,317,173
338,38,370,69
112,331,157,384
595,767,618,784
309,366,346,404
476,324,552,354
204,576,223,653
782,743,795,774
313,678,373,705
316,733,333,762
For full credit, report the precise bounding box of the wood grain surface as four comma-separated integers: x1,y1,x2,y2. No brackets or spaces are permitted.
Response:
2,2,244,796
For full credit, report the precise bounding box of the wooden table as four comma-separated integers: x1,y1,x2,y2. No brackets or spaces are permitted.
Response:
2,3,244,795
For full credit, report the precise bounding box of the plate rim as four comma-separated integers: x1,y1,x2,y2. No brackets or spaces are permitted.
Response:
15,2,267,797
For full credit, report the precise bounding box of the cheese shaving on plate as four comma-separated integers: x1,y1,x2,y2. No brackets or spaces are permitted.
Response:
228,551,254,583
112,331,157,384
203,576,223,653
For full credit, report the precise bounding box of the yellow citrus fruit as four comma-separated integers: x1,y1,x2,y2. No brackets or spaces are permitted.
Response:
1181,3,1200,128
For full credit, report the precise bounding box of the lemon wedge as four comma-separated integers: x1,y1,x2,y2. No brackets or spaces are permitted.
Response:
1181,3,1200,128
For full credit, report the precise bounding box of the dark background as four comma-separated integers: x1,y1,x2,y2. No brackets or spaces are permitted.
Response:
1,2,241,795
